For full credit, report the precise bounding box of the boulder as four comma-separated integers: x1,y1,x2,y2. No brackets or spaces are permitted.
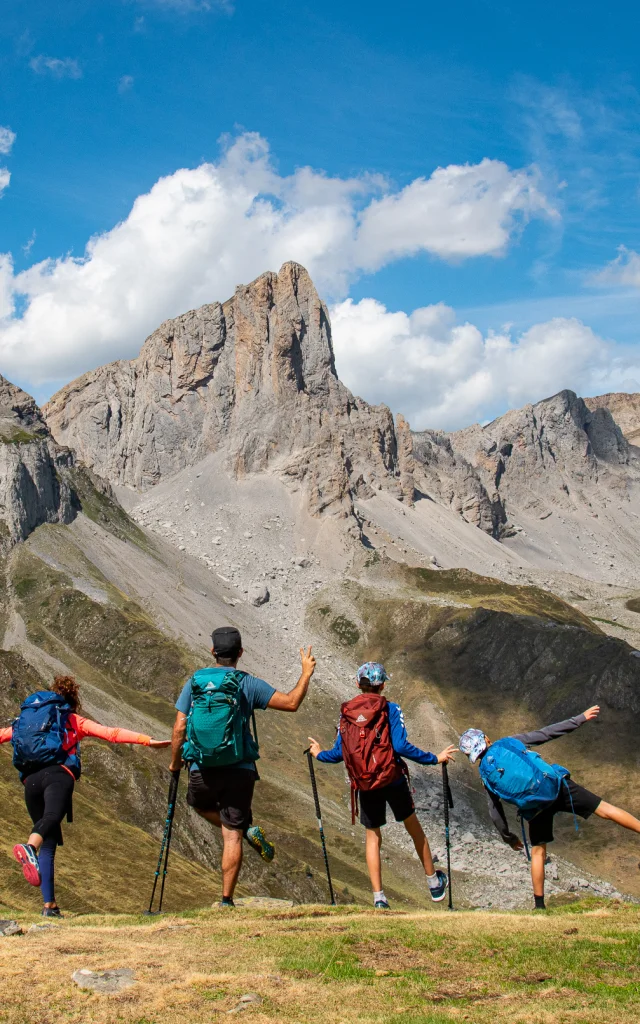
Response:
71,968,136,994
248,585,269,607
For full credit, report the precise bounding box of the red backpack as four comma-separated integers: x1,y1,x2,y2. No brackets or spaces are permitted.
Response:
339,693,401,822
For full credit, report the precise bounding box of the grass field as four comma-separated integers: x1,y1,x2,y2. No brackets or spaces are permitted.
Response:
1,900,638,1023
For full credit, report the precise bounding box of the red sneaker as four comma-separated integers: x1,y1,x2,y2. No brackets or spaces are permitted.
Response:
13,844,41,887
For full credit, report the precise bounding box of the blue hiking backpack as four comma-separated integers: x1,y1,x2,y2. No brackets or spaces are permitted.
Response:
182,669,259,769
479,737,569,820
11,691,78,778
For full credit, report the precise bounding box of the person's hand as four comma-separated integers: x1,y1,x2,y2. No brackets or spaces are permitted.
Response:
149,739,171,748
307,737,322,758
300,646,316,678
508,837,524,852
437,744,457,764
583,705,600,721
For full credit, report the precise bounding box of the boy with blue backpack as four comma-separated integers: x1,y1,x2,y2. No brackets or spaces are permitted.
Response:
169,626,316,907
459,706,640,909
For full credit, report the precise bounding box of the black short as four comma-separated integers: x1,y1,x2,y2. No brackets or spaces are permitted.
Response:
186,766,256,831
528,779,602,846
359,776,415,829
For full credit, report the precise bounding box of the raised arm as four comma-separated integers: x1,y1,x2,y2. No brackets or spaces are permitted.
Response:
513,706,599,746
267,647,316,712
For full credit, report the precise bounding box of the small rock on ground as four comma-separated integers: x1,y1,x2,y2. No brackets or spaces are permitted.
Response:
228,993,262,1014
72,968,136,994
0,921,22,937
247,584,269,606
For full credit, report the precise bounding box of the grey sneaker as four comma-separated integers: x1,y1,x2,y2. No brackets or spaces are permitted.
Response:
374,899,391,910
428,870,449,902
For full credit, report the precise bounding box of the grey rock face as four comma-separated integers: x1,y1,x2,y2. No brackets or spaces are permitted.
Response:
0,375,76,552
247,584,269,606
585,391,640,444
412,429,506,536
44,263,415,520
425,389,640,526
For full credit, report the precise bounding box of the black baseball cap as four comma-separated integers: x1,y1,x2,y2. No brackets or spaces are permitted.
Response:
211,626,242,657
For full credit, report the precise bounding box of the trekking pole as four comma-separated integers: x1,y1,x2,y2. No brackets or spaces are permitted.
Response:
145,769,180,915
441,763,454,911
303,748,337,906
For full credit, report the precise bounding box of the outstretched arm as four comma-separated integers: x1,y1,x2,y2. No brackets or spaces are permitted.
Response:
72,715,168,747
267,647,316,712
513,706,598,746
308,730,344,763
0,726,12,744
387,703,455,765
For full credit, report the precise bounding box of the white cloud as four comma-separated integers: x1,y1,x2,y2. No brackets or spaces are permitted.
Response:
330,297,631,431
0,168,10,199
0,133,551,388
29,56,82,79
591,246,640,289
0,126,16,156
118,75,134,94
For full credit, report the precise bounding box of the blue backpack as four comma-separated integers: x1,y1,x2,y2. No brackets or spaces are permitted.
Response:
11,691,78,778
479,737,569,820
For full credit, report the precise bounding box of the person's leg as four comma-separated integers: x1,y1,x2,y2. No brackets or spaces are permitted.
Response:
594,801,640,832
365,828,383,892
39,837,58,909
27,768,73,849
220,825,243,900
530,843,547,907
403,812,435,875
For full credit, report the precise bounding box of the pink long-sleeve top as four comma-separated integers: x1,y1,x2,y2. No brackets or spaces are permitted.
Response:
0,715,152,777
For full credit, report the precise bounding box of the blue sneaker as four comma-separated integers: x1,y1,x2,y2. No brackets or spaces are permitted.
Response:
244,825,275,863
374,899,391,910
428,870,449,902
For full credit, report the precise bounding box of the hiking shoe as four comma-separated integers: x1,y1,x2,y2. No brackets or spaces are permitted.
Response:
217,897,235,909
42,907,63,918
245,825,275,863
13,844,41,887
374,899,391,910
428,870,449,903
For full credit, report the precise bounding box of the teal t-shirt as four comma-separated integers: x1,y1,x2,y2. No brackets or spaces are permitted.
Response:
175,668,275,771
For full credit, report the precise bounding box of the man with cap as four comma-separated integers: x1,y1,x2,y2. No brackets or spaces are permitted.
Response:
170,626,316,907
308,661,456,909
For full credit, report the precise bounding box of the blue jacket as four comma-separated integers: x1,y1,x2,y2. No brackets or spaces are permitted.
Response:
317,700,438,768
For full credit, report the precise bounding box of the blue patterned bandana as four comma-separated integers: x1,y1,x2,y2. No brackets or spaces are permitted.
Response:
356,662,389,687
459,728,488,763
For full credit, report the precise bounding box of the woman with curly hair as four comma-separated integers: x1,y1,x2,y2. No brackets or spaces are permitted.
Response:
0,675,169,917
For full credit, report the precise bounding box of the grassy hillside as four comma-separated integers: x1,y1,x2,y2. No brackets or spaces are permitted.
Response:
308,559,640,896
1,902,638,1024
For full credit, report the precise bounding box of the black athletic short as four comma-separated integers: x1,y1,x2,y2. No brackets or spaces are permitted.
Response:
359,776,415,830
186,766,256,831
528,779,602,846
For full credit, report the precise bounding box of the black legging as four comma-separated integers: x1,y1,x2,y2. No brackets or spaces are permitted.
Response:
24,765,75,845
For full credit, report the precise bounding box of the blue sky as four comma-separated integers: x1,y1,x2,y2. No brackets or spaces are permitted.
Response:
1,0,640,429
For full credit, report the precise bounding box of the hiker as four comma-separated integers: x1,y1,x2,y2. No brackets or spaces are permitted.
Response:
308,661,456,909
0,675,170,917
459,706,640,909
169,626,316,908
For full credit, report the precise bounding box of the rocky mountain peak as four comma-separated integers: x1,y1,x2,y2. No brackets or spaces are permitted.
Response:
585,391,640,445
44,263,414,518
0,376,76,551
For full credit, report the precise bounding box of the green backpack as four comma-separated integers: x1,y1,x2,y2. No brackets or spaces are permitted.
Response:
182,668,258,768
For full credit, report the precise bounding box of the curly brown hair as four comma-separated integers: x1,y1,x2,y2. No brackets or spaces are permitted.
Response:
52,675,81,711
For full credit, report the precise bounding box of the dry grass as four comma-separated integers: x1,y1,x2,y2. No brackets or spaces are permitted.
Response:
0,901,638,1023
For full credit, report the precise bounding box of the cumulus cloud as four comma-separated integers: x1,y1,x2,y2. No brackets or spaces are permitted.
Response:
0,133,551,388
591,246,640,289
0,126,16,156
330,297,623,431
0,169,10,199
29,56,82,79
